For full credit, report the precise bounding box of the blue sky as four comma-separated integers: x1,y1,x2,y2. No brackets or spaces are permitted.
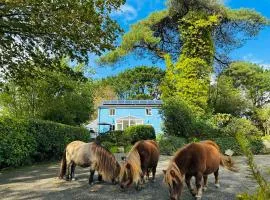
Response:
89,0,270,79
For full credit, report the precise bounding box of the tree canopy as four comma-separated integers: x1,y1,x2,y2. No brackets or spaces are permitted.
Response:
104,66,165,100
0,0,125,80
0,60,94,125
99,0,268,67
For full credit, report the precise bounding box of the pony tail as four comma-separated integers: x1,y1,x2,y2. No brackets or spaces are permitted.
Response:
59,149,67,179
220,154,238,172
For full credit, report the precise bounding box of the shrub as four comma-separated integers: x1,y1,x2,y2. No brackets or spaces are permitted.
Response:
0,117,89,169
96,130,126,146
158,135,187,155
28,119,89,161
124,125,156,144
0,118,36,168
160,97,194,137
223,118,263,137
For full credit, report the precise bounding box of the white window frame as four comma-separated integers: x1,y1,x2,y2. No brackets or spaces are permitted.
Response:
146,108,152,116
115,117,144,130
109,108,115,116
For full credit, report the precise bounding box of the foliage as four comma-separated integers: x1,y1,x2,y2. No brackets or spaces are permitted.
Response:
161,12,220,115
98,10,169,64
253,107,270,136
99,1,267,67
0,60,94,126
224,62,270,107
0,118,36,168
160,97,194,137
222,118,263,137
209,75,251,116
104,66,165,100
124,125,156,144
96,130,126,146
92,82,118,120
0,117,89,168
0,0,125,80
157,135,187,155
236,133,270,200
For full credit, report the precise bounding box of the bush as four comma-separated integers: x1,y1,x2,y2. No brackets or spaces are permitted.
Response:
96,130,126,146
124,125,156,144
158,135,187,155
0,117,89,169
223,118,263,137
0,118,36,168
160,97,194,137
189,136,264,155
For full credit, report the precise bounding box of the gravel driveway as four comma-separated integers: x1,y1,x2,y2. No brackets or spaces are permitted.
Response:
0,155,270,200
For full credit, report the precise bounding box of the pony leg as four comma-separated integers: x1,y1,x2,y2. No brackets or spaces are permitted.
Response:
203,175,208,191
185,174,196,196
214,169,220,188
97,174,103,182
195,173,203,200
89,169,95,185
66,159,72,181
152,166,157,182
71,163,76,181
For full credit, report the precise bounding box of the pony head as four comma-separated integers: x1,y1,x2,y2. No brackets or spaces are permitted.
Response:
163,162,184,200
119,150,141,189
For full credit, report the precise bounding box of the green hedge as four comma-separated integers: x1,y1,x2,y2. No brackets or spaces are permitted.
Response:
156,134,264,156
0,117,89,169
124,125,156,144
158,135,187,155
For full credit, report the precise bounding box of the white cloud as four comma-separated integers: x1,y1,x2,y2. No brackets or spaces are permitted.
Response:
112,4,138,21
261,63,270,69
242,53,270,69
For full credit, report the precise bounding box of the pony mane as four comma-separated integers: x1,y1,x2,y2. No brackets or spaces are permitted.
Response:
120,141,142,184
91,143,120,181
164,161,182,186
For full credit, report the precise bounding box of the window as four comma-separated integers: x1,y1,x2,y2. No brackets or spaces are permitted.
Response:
109,108,115,116
146,108,152,116
115,117,144,130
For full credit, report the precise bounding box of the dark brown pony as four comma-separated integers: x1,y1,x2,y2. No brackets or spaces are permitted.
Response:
59,141,120,185
163,140,237,200
119,140,160,190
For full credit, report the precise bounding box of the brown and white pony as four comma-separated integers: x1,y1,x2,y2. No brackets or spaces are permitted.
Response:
163,140,238,200
119,140,160,190
59,141,120,185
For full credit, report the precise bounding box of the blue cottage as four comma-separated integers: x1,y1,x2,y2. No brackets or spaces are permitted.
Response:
98,100,163,134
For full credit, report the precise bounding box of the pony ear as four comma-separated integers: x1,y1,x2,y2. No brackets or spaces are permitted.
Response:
170,170,175,177
162,170,166,174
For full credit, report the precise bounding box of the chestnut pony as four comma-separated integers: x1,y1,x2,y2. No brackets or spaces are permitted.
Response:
119,140,159,190
59,141,120,185
163,140,237,200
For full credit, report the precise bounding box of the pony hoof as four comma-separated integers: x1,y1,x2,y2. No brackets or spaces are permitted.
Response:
215,183,220,188
72,178,76,181
203,186,208,191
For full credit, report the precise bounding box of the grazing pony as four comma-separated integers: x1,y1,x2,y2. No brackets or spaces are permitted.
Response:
119,140,159,190
163,140,238,200
59,141,120,185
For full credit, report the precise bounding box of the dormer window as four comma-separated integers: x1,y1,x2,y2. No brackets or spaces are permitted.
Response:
109,108,115,116
146,108,152,116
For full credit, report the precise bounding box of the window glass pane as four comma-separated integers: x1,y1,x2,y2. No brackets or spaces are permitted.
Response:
109,108,115,115
123,120,129,130
116,123,122,130
146,108,152,115
130,120,136,126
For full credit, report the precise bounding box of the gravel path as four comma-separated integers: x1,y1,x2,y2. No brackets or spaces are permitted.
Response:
0,155,270,200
